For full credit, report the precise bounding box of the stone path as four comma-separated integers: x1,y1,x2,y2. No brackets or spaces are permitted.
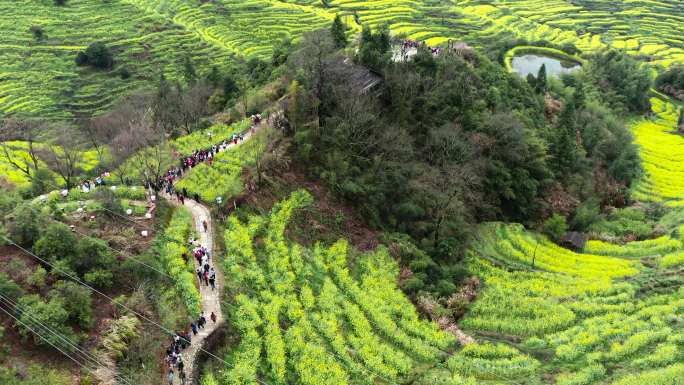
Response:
162,120,266,384
183,198,223,385
163,194,223,385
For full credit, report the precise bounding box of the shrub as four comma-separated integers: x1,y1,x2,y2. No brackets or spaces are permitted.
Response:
76,237,116,282
16,294,79,350
93,189,123,216
33,222,77,264
26,266,47,289
118,67,131,80
50,280,94,329
5,202,44,246
543,214,568,242
99,315,139,360
29,25,44,40
0,272,23,300
75,51,88,66
54,0,66,5
76,42,114,69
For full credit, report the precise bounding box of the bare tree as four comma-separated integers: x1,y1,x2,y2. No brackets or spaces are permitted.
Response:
0,118,44,181
88,93,154,168
177,82,212,134
128,109,170,191
414,124,484,246
39,124,84,189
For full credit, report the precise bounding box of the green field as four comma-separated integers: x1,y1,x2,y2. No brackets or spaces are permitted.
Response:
2,1,684,384
4,0,684,118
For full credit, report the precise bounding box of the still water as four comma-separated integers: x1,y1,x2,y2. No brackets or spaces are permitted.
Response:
512,54,581,78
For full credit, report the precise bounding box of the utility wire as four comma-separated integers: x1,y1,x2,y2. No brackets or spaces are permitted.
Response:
0,293,136,385
1,235,278,385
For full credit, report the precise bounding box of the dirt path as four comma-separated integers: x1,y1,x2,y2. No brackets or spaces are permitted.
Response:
179,198,223,385
162,120,267,384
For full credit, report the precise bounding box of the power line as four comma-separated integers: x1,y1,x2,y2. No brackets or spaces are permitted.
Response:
0,293,136,385
3,123,492,384
1,235,278,385
0,300,138,385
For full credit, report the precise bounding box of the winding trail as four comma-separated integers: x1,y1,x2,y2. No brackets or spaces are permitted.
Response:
162,119,266,384
166,196,223,385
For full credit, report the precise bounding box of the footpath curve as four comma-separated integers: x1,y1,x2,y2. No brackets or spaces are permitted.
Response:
161,119,267,384
165,196,223,385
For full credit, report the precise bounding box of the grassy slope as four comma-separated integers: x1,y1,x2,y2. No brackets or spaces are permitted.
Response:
4,0,683,118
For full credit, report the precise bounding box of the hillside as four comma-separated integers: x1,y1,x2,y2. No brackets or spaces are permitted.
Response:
1,1,683,385
2,0,684,118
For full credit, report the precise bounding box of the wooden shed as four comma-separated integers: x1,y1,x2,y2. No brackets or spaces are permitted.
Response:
560,231,587,251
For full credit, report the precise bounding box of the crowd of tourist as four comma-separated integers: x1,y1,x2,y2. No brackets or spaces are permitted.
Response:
77,171,111,192
165,235,219,384
400,39,443,56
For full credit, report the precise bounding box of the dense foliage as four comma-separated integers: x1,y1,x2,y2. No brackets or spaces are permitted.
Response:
655,65,684,101
75,42,114,69
283,29,644,297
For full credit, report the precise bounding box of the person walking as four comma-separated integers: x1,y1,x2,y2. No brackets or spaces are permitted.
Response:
167,369,174,385
191,322,198,336
209,269,216,290
211,311,217,324
203,270,209,286
199,312,206,329
177,354,184,373
196,268,202,281
202,220,208,232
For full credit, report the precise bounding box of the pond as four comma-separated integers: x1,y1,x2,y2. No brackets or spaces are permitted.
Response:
511,54,581,78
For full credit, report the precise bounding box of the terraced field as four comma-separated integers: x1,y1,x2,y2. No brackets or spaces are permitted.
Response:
630,97,684,206
2,0,683,118
462,222,684,384
457,0,684,66
209,190,467,385
0,0,231,119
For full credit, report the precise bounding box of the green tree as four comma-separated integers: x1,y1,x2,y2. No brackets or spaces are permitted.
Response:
182,56,197,85
549,101,581,175
222,74,239,102
16,294,78,350
272,37,292,67
5,202,44,246
589,50,652,112
27,168,52,196
29,25,44,41
535,63,547,93
286,80,305,133
330,15,347,48
358,25,391,71
573,81,586,109
543,213,568,242
49,281,93,329
33,222,77,264
54,0,66,5
207,66,221,88
76,42,114,69
76,237,116,287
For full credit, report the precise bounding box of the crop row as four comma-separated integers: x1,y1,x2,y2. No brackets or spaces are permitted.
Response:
158,206,201,317
631,98,684,206
175,126,264,203
214,190,462,384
